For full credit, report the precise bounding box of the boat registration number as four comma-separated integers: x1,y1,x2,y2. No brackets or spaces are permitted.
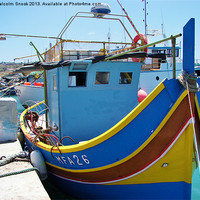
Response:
55,155,90,166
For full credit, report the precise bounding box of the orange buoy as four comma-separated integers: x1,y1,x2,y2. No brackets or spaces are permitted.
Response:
138,89,148,103
24,82,31,85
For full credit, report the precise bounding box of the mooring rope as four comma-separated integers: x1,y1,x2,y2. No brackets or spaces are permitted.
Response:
178,70,200,171
0,167,39,178
0,151,28,166
178,70,199,93
0,151,40,178
186,81,200,172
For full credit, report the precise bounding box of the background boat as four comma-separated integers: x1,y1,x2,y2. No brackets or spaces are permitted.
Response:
14,67,44,108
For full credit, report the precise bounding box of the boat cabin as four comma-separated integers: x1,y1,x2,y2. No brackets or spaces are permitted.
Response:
143,46,181,70
46,60,142,145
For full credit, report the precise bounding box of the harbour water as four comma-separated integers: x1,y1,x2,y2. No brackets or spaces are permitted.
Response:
192,169,200,200
4,94,200,199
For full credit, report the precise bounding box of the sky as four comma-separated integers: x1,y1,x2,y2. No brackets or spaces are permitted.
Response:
0,0,200,62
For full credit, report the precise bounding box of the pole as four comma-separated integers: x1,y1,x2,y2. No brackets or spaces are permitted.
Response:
172,37,176,79
105,33,182,61
1,33,60,40
29,42,45,62
116,0,143,42
29,42,48,127
144,0,147,36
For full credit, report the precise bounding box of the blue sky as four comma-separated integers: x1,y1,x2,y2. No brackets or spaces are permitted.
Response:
0,0,200,62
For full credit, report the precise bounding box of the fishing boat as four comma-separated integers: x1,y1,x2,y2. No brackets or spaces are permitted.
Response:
139,45,182,96
14,65,44,108
19,15,200,200
132,0,182,96
0,75,18,96
15,80,44,108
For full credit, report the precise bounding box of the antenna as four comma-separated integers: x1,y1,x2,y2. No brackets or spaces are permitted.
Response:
107,25,111,52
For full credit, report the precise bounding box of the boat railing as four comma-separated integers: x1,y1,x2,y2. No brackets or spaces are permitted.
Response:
13,39,133,62
105,33,182,77
57,11,133,41
14,34,182,70
43,39,133,62
11,9,182,66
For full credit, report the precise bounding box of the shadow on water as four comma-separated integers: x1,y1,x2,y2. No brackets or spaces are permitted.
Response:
43,178,77,200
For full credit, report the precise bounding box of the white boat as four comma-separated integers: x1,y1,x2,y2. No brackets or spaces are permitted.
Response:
14,69,44,108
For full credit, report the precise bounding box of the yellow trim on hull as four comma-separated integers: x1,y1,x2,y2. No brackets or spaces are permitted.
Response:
108,124,194,185
20,81,188,172
46,123,194,185
43,90,189,174
20,81,165,153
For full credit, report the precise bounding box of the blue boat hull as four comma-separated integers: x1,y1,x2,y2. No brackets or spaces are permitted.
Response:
22,78,198,199
49,174,191,199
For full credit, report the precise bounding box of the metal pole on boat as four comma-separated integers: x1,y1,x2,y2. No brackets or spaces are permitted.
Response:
29,42,45,62
105,33,182,61
172,37,176,79
144,0,147,36
116,0,144,43
29,42,49,127
0,33,60,40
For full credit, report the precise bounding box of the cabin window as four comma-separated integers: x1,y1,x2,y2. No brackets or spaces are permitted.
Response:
95,72,110,84
119,72,132,84
53,75,57,91
166,49,179,57
68,72,87,87
73,63,88,70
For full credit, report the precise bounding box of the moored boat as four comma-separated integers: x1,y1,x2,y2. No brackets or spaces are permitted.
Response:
14,68,44,108
19,17,200,199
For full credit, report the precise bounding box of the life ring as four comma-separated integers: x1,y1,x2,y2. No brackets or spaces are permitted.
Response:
131,33,148,62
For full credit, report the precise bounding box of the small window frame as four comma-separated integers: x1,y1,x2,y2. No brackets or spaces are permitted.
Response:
68,72,87,87
119,72,133,84
53,75,57,91
95,72,110,85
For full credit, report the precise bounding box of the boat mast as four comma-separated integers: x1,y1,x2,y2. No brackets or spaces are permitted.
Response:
143,0,147,36
116,0,143,42
107,27,111,53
